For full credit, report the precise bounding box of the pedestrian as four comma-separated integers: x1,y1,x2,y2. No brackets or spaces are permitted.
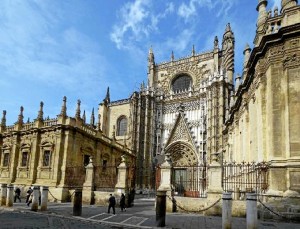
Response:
120,193,126,212
25,187,32,203
27,191,33,207
107,193,116,214
14,187,21,202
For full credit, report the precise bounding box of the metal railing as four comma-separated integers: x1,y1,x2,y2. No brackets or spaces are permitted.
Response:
223,161,269,200
171,165,207,198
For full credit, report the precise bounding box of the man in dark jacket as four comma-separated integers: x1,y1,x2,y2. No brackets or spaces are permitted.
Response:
107,194,116,214
14,187,21,202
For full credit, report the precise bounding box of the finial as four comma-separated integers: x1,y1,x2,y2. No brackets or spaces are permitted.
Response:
214,36,219,49
243,43,251,54
37,101,44,121
225,23,231,32
148,46,154,63
60,96,67,117
82,110,86,123
18,106,24,125
27,118,30,123
1,110,6,127
274,6,279,16
171,51,174,61
75,99,81,119
191,45,195,56
90,108,95,126
103,87,110,104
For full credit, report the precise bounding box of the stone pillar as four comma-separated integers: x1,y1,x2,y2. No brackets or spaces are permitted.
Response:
41,186,48,211
0,184,7,206
246,193,258,229
6,184,14,207
31,186,39,211
222,192,232,229
158,154,173,212
205,155,223,216
156,190,166,227
115,155,128,194
82,157,95,204
73,188,82,216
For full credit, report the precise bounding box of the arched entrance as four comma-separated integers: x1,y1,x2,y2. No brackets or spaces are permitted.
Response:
165,142,207,197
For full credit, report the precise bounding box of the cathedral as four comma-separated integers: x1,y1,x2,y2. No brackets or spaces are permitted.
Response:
0,0,300,209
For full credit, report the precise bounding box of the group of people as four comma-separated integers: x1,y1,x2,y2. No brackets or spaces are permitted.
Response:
13,186,39,207
107,193,126,214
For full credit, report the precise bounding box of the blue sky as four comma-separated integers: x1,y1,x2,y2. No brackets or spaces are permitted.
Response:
0,0,281,125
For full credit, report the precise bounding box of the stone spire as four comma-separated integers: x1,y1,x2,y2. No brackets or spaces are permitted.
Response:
1,110,6,129
82,110,86,123
171,51,174,61
17,106,24,125
90,108,95,126
60,96,67,117
103,87,110,105
148,46,154,64
235,73,242,90
191,45,195,56
243,43,252,68
256,0,268,30
281,0,298,13
37,101,44,121
222,23,235,84
75,99,81,119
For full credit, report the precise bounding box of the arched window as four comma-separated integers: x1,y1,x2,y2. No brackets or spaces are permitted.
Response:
117,116,127,136
172,74,192,93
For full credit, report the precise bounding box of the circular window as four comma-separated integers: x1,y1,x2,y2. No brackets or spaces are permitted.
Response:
172,75,192,93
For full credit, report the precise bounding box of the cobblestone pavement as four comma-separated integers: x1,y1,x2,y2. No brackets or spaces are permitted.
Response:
1,196,300,229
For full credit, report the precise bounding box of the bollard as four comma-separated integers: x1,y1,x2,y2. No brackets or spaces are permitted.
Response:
156,190,166,227
6,184,14,207
0,184,7,206
222,192,232,229
31,186,40,211
73,188,82,216
246,193,258,229
41,186,49,211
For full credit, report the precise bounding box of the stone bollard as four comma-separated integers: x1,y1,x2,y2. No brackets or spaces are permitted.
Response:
6,184,14,207
222,192,232,229
31,186,40,211
156,190,166,227
0,184,7,206
246,193,258,229
73,188,82,216
41,186,49,211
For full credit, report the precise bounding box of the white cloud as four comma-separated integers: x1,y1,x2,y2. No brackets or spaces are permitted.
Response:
0,1,108,92
110,0,174,50
177,0,238,21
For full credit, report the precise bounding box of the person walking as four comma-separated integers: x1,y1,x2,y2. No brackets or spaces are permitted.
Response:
120,193,126,212
14,187,21,202
25,187,32,203
107,194,116,214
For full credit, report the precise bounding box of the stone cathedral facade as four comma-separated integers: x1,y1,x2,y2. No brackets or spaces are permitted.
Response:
0,0,300,203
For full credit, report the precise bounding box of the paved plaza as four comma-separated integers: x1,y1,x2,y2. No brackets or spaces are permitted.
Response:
1,196,300,229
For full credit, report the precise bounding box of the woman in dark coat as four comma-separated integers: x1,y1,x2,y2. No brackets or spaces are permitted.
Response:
120,193,126,212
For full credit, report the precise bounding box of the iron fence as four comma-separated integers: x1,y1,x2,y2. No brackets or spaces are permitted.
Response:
223,161,269,200
171,165,207,198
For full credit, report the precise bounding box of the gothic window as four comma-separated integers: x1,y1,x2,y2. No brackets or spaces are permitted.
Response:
102,159,107,171
43,150,51,167
117,116,127,136
3,152,9,167
172,75,192,93
21,151,28,167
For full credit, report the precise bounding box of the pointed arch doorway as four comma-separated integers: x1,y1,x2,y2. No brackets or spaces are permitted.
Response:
165,141,207,198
